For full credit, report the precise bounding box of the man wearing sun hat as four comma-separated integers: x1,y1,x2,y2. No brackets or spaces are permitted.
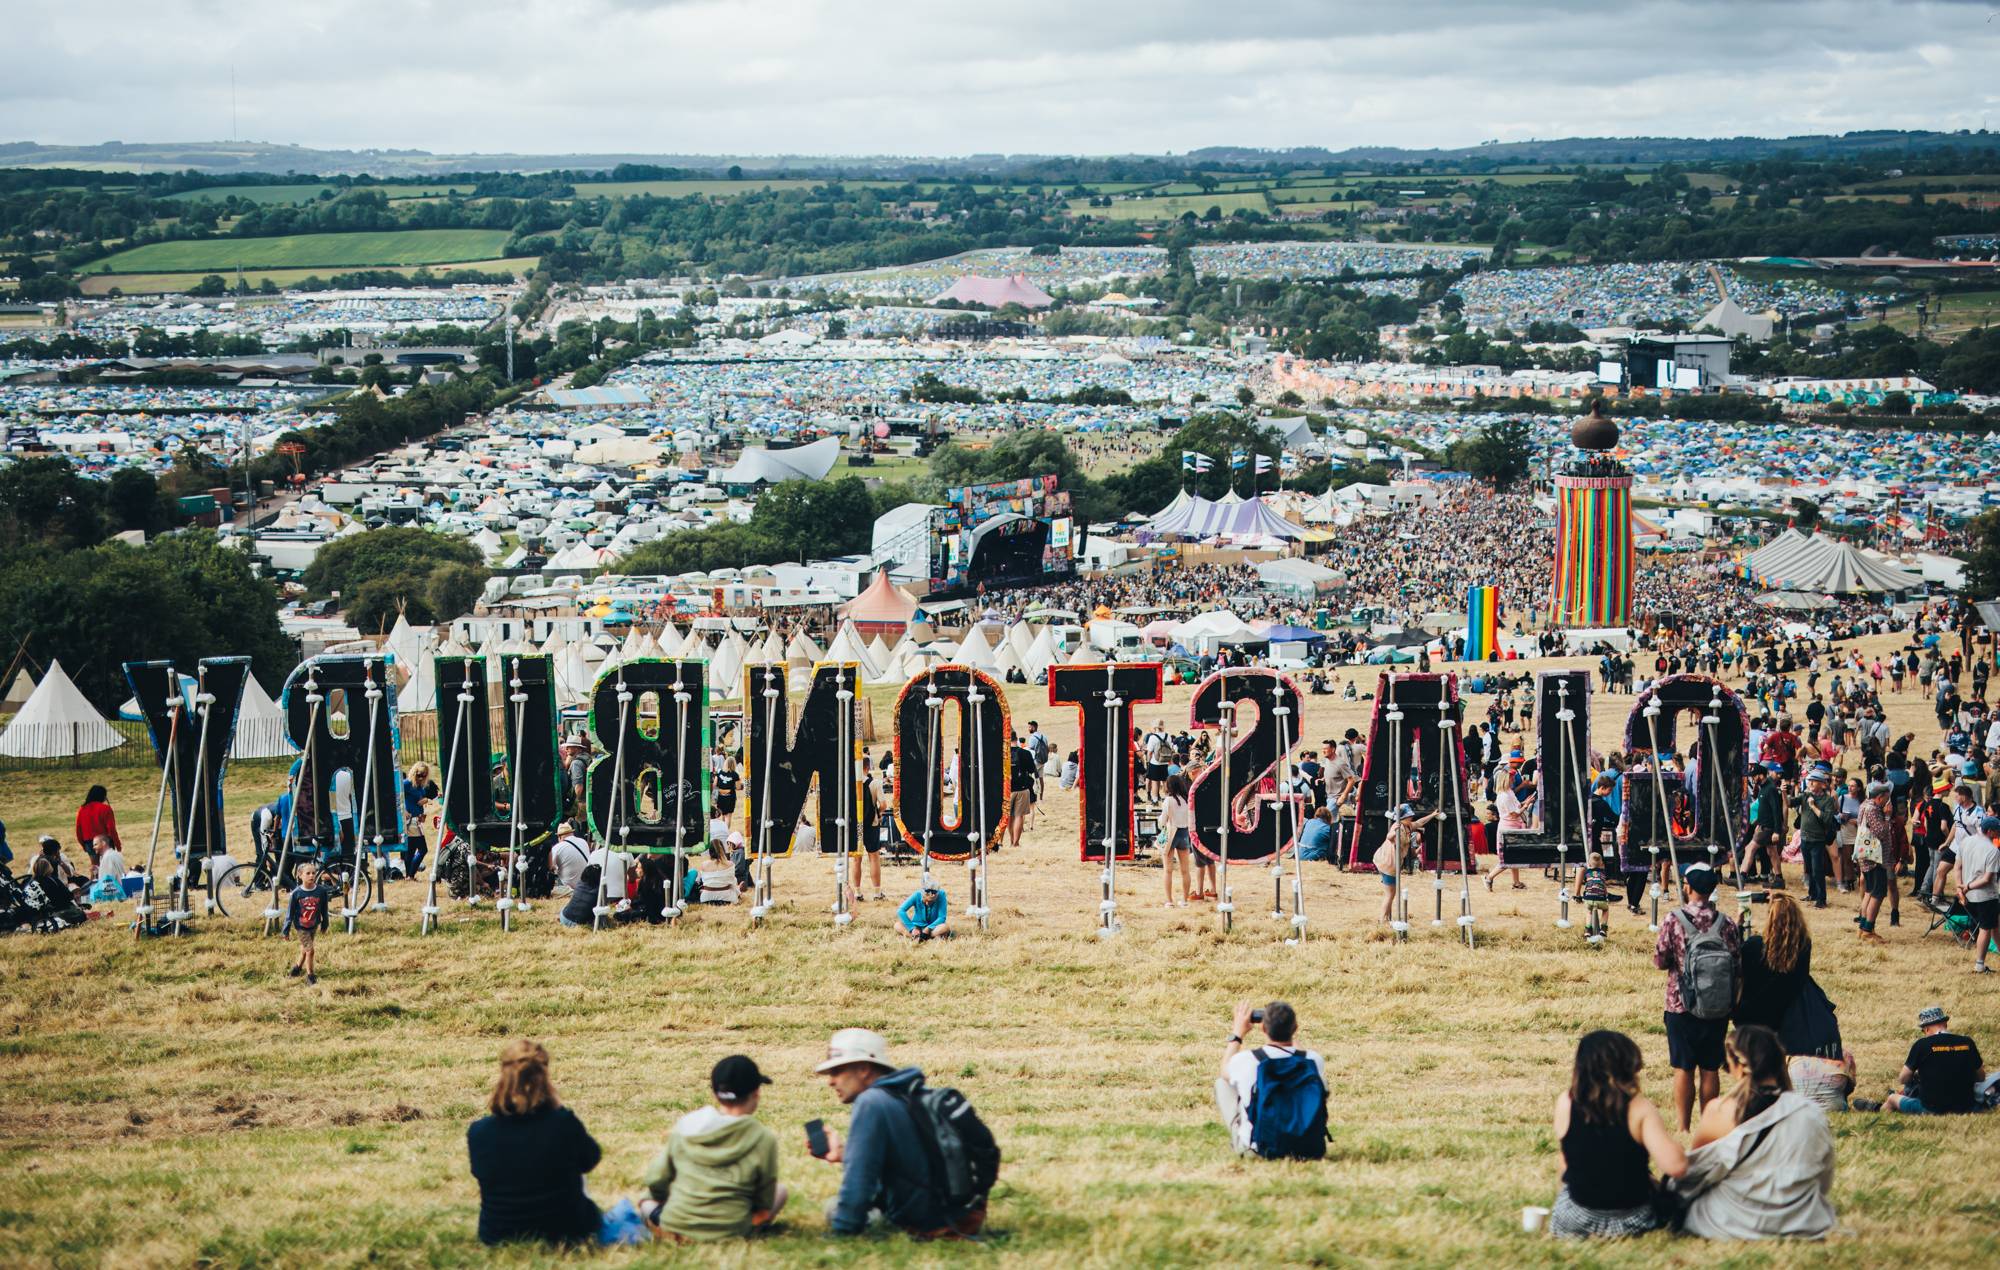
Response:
812,1028,984,1238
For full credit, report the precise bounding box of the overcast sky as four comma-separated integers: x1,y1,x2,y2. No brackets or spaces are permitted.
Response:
10,0,2000,156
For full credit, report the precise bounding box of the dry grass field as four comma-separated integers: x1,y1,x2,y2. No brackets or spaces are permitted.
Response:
2,638,1997,1267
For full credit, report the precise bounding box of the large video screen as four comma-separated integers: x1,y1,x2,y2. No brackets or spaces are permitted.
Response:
928,474,1075,594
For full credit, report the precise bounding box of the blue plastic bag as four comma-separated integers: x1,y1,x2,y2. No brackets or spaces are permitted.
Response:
599,1198,649,1246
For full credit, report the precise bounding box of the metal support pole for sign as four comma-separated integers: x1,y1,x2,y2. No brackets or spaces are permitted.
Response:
834,669,855,927
1642,700,1685,932
136,698,181,940
1215,695,1235,933
342,668,382,935
922,670,941,893
265,677,321,937
1440,700,1475,949
497,663,528,933
1275,679,1307,945
170,688,217,936
665,666,691,924
1702,687,1751,925
753,670,779,927
1387,679,1409,942
1555,680,1584,934
420,665,473,935
1097,668,1122,938
595,675,633,932
968,675,991,933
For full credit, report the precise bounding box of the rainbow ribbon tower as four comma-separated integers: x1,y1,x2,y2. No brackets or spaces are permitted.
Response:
1465,585,1498,661
1550,400,1634,627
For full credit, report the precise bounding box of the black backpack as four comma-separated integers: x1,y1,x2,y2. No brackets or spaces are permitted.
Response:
885,1074,1000,1218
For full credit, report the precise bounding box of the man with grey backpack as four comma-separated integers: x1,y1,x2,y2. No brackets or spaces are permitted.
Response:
812,1028,997,1240
1653,863,1741,1133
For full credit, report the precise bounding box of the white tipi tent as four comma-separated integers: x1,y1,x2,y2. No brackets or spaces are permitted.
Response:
231,673,294,759
656,623,686,659
785,631,824,666
0,659,126,758
396,649,438,715
1,665,35,712
1023,626,1064,679
826,621,879,678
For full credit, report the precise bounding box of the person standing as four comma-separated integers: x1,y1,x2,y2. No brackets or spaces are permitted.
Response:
1794,765,1839,909
401,762,439,879
1024,721,1049,798
1854,780,1895,943
1653,863,1741,1133
1954,815,2000,975
283,861,332,984
1162,770,1194,907
75,785,119,867
1005,733,1036,848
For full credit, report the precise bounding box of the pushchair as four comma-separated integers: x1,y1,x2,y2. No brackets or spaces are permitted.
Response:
0,864,89,934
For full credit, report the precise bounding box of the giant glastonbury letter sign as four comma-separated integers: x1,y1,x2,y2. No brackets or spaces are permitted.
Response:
1189,668,1302,864
1347,673,1475,871
1497,669,1594,867
893,664,1010,861
123,657,251,861
280,655,403,850
1048,662,1164,862
743,662,861,858
584,658,708,854
434,653,563,847
1619,673,1748,868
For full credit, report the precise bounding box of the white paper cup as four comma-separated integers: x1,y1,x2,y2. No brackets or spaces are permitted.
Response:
1521,1206,1551,1234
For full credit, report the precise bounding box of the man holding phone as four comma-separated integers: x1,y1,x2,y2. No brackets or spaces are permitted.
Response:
641,1056,786,1241
1217,1001,1327,1157
811,1028,984,1238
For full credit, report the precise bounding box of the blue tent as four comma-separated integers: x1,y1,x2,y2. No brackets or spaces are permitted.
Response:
1262,623,1325,645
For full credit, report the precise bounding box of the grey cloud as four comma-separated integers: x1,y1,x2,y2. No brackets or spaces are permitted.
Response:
2,0,1995,155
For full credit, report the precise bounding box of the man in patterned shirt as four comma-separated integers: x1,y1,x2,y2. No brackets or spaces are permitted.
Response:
1653,863,1741,1132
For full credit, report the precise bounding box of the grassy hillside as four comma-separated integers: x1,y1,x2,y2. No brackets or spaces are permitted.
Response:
82,229,518,274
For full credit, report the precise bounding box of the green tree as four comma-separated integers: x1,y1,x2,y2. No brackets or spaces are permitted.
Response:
0,529,292,709
1963,510,2000,600
104,465,173,536
0,456,106,551
1445,419,1536,489
302,526,484,601
426,562,490,624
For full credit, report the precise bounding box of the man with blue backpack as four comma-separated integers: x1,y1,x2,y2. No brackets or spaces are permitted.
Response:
1216,1001,1329,1159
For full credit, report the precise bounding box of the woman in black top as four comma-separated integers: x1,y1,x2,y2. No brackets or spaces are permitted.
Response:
1549,1030,1687,1238
466,1039,601,1245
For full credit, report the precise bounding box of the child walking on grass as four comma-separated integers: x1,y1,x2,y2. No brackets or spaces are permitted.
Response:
1580,851,1611,942
284,861,331,983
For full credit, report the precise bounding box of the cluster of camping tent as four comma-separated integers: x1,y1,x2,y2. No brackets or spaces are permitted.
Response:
1742,528,1923,603
0,659,291,761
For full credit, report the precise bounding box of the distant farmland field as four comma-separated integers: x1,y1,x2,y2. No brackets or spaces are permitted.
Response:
1071,191,1270,220
166,183,333,204
82,229,517,274
76,256,539,295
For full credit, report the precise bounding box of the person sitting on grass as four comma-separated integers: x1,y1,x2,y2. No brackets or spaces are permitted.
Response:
697,842,742,906
282,861,331,984
467,1039,602,1247
641,1055,786,1241
1215,1001,1327,1158
1675,1024,1838,1241
1853,1006,1991,1114
897,882,950,940
1548,1029,1686,1238
813,1028,986,1239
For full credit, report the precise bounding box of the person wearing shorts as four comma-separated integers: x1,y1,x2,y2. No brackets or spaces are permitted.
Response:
283,861,332,984
1957,815,2000,974
1143,728,1169,803
1855,780,1894,943
1162,772,1194,906
1653,864,1739,1131
1580,851,1611,939
853,760,885,902
1006,735,1036,849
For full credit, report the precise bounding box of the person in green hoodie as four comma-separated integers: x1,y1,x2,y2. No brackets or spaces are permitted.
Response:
642,1055,786,1241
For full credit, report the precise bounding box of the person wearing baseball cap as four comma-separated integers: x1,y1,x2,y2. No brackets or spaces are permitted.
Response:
1653,862,1741,1133
1853,1006,1989,1114
641,1055,784,1241
813,1029,986,1238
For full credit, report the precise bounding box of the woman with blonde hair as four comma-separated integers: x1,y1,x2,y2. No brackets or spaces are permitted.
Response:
466,1040,602,1245
1735,894,1856,1110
